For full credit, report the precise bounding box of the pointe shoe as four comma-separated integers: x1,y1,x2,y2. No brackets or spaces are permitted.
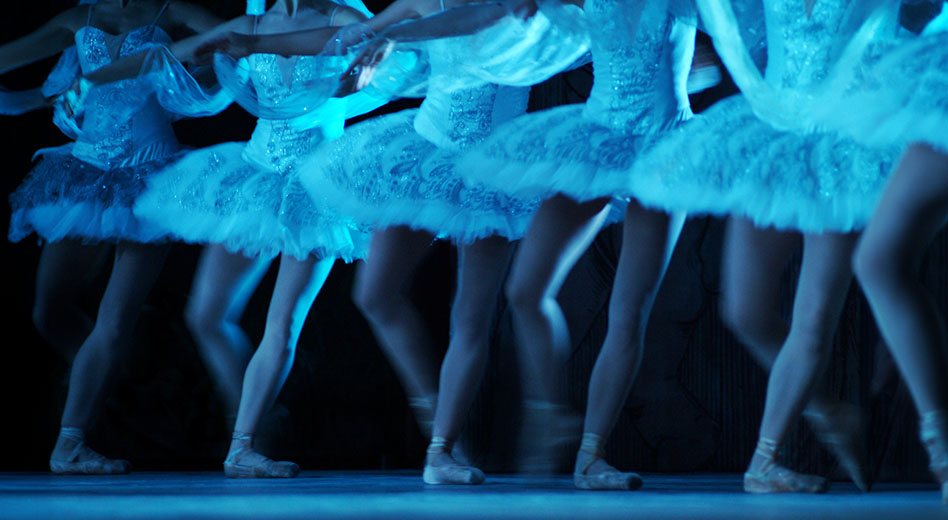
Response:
743,464,830,494
423,438,485,485
50,441,131,475
920,411,948,504
805,403,872,492
744,437,829,494
573,435,642,491
224,432,299,479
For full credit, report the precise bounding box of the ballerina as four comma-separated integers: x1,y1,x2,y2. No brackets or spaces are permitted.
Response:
1,18,113,363
620,0,908,493
83,0,375,477
4,0,239,475
204,0,578,484
806,4,948,502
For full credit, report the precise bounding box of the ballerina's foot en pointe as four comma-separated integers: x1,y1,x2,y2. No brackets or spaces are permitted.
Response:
920,410,948,504
223,432,299,479
743,437,829,494
422,437,485,485
804,402,871,492
49,427,131,475
572,433,643,491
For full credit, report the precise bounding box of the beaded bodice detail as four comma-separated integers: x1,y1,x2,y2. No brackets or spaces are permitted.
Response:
244,53,346,174
583,0,694,133
764,0,851,89
73,25,176,168
414,45,530,151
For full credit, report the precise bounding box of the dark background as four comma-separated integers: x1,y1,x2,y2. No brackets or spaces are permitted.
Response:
0,1,940,482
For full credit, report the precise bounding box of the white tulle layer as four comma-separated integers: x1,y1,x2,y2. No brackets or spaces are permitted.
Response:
813,32,948,154
9,143,180,244
628,96,900,234
456,104,683,203
299,110,537,244
133,143,367,262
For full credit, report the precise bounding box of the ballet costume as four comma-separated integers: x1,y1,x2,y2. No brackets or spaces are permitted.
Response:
622,0,901,235
8,4,182,245
133,51,367,263
298,45,537,245
455,0,697,208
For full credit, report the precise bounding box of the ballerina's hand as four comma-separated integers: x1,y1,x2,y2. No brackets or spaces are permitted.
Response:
195,32,256,65
340,38,396,93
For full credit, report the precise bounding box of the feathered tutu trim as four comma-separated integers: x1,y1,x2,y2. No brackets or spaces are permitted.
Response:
133,142,366,262
9,146,180,244
812,32,948,154
299,109,537,244
628,96,898,234
455,104,673,203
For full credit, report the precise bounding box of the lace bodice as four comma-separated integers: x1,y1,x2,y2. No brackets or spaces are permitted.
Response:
72,25,177,168
243,53,347,174
764,0,852,89
414,44,530,151
583,0,695,133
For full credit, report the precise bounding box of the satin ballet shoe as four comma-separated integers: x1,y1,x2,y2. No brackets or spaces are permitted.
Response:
49,442,131,475
744,465,830,494
423,438,485,485
573,434,643,491
743,437,828,494
804,403,872,492
920,411,948,504
223,432,299,479
49,427,131,475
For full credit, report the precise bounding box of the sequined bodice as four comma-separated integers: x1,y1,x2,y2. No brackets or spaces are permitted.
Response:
583,0,694,133
763,0,851,89
72,25,176,168
243,53,346,174
414,45,529,151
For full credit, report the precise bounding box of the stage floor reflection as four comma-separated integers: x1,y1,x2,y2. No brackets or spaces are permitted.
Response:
0,472,943,519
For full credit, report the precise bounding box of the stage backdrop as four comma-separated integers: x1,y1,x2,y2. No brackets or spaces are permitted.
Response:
0,1,937,483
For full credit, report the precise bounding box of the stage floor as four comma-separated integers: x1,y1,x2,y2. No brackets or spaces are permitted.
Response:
0,472,943,519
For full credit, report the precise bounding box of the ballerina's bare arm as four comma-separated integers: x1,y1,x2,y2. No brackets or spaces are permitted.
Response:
0,8,87,75
204,0,543,60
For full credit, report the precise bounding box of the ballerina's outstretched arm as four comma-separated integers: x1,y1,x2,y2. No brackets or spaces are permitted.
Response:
0,7,87,75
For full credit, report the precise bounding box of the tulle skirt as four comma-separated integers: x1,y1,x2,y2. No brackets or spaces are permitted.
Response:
133,142,367,261
813,32,948,154
628,96,899,234
299,109,537,244
9,142,180,244
455,103,680,203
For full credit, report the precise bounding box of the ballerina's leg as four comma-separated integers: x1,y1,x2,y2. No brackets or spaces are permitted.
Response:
575,201,684,490
424,235,513,485
504,194,610,470
225,253,333,478
854,143,948,502
185,244,271,418
33,240,113,363
51,241,171,474
723,217,869,490
351,226,443,433
745,230,859,493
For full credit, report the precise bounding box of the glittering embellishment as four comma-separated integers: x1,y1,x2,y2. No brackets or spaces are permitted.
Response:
582,0,694,133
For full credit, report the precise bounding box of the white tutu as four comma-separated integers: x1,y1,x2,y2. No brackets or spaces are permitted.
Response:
134,141,366,261
300,109,537,244
627,96,899,233
9,142,181,244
